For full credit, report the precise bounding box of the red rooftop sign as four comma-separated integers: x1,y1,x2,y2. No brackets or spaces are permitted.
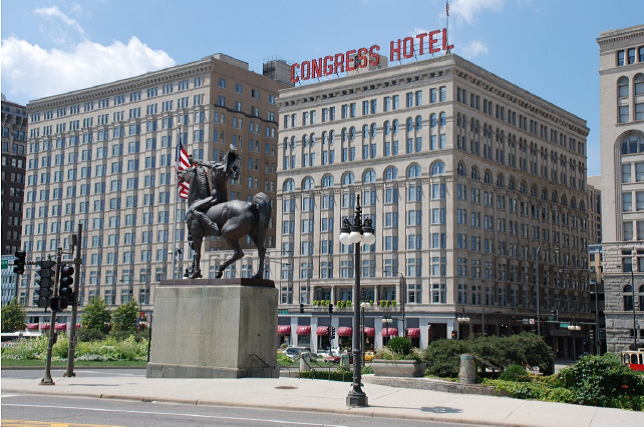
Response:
291,28,454,84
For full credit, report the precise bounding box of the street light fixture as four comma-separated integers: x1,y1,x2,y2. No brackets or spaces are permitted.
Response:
339,194,374,407
589,267,600,355
568,321,582,360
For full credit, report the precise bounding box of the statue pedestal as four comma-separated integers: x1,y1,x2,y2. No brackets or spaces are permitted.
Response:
146,278,278,378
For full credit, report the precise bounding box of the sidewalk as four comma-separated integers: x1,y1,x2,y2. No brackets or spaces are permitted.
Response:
2,371,643,427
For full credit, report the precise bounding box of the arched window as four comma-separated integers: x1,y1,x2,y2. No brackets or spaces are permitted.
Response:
310,133,316,145
302,134,308,147
342,172,355,185
322,131,328,145
457,162,465,176
415,115,422,130
624,284,634,311
329,130,336,144
408,164,421,178
349,127,355,141
283,137,288,151
430,114,437,128
290,136,296,149
484,171,492,184
322,175,334,188
508,178,515,190
392,120,399,135
440,112,446,126
570,197,577,210
385,166,398,181
384,121,390,135
432,161,446,176
471,167,479,180
618,76,629,98
341,128,348,142
560,194,567,207
362,125,368,141
496,174,505,188
519,181,526,194
621,134,643,155
370,123,377,138
363,169,376,183
541,188,548,200
406,117,413,132
283,179,295,192
457,113,461,127
635,74,644,95
551,190,558,203
303,177,314,190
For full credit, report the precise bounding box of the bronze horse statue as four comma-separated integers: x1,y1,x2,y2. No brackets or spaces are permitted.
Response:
179,150,271,279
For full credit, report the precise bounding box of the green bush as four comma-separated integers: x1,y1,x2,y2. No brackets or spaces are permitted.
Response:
423,332,553,378
76,328,107,342
499,364,531,382
558,353,644,410
386,337,413,355
483,379,575,403
300,368,352,382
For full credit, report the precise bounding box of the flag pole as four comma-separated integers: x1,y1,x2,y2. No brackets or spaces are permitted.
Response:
172,124,182,279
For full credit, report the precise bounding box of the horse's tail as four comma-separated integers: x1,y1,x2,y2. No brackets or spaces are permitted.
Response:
251,192,272,247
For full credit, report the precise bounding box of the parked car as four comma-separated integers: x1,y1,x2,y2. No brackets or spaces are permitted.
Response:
283,347,312,361
323,352,353,364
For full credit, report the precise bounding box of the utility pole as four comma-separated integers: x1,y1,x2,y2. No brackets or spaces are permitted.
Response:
40,249,62,386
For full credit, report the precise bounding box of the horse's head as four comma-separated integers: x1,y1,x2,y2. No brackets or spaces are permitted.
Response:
224,149,240,180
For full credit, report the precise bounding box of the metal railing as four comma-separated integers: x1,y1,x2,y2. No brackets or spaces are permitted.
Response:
248,353,276,378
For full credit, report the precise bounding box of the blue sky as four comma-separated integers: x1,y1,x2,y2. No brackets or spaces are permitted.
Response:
2,0,643,176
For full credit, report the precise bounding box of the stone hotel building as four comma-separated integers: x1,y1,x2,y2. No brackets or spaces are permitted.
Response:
597,25,644,352
21,54,287,324
275,53,593,357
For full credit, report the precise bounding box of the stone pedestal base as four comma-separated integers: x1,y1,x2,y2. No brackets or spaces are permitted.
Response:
146,278,278,379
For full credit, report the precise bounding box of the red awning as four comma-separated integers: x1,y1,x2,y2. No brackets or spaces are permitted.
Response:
277,325,291,334
382,327,399,337
27,323,39,330
55,323,67,330
41,323,50,330
316,326,329,335
406,328,421,338
361,327,375,337
296,326,311,335
337,327,352,337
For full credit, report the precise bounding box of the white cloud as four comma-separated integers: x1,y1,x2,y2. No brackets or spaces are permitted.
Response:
34,6,87,39
449,0,505,24
461,40,488,58
1,36,176,103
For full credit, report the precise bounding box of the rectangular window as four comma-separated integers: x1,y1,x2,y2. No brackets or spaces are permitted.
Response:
619,105,629,123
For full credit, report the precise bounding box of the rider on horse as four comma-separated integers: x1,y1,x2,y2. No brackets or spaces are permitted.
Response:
185,148,240,235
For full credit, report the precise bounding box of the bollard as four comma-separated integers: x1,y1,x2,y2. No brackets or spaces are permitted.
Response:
459,354,477,384
341,352,350,371
300,352,311,372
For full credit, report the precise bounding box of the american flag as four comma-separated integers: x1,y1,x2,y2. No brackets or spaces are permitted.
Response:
175,133,191,199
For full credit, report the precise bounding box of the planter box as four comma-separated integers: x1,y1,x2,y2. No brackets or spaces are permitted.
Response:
371,359,426,377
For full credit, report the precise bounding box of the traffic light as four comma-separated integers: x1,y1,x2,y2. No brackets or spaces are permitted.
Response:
330,327,336,339
599,329,606,341
451,330,458,339
36,260,56,309
511,316,516,325
50,296,68,311
59,265,75,300
299,303,304,313
328,302,334,314
13,250,26,275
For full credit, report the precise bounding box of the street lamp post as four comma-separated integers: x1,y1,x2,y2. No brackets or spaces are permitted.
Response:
535,244,558,337
339,194,374,407
590,268,600,355
568,321,581,360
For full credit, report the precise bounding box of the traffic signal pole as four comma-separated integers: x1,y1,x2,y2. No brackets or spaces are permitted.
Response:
40,249,63,386
65,223,82,377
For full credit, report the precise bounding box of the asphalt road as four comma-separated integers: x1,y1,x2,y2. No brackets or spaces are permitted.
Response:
1,394,475,427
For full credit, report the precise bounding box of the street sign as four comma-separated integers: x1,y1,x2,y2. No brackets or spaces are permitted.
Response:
529,318,535,325
559,323,570,328
522,318,529,325
1,260,8,270
279,309,289,315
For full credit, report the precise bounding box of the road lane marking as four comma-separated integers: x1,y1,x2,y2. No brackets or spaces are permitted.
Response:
1,420,110,427
3,404,344,426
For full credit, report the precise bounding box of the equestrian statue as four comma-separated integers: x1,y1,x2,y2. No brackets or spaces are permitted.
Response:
178,149,271,279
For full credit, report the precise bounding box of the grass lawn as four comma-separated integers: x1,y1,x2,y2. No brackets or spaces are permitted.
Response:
1,359,148,368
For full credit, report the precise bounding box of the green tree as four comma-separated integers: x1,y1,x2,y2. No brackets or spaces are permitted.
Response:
81,297,111,333
1,299,27,332
111,300,138,334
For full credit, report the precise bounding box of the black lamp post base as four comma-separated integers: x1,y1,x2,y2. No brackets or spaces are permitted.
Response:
346,392,368,407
